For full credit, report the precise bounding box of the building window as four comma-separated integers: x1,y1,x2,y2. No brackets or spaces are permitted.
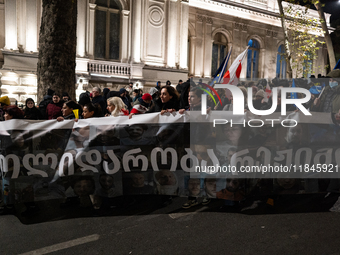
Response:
95,0,121,60
211,33,227,76
276,45,287,79
246,39,259,79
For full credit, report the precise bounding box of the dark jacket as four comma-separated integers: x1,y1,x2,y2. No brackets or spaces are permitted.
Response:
147,97,180,113
38,95,52,119
310,84,340,113
92,95,107,115
24,107,44,120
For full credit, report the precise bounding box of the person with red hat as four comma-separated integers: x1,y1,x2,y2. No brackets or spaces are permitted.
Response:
129,93,152,118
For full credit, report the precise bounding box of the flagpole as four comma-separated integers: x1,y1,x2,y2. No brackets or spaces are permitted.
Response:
217,46,232,84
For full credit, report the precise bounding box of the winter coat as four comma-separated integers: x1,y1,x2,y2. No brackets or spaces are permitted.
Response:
24,107,44,120
46,101,63,120
310,84,340,113
147,97,180,113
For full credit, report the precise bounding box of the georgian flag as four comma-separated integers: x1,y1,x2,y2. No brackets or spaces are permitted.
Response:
223,47,249,85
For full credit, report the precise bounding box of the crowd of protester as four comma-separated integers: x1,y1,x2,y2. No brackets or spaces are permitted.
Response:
0,74,339,123
1,73,340,216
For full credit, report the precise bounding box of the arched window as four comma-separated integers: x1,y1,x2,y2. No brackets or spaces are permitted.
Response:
211,33,227,76
95,0,121,60
276,45,287,78
246,39,259,79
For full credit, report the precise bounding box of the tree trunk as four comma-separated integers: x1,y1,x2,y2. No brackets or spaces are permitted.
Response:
314,1,336,70
37,0,77,102
277,0,293,78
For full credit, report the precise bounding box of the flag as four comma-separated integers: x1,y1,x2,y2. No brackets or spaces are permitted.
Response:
334,59,340,70
264,82,271,102
222,47,249,85
210,47,232,86
309,85,323,95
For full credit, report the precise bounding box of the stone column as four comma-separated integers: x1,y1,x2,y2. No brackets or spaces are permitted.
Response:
131,0,142,63
259,48,265,78
25,0,38,52
195,15,204,77
121,10,130,63
77,0,87,57
167,0,177,68
88,3,96,59
179,0,189,69
204,17,212,78
189,36,196,75
4,0,18,50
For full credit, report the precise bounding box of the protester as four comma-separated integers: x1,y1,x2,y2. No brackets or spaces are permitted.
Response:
103,88,110,101
132,89,142,102
0,106,25,215
78,92,91,108
147,85,180,114
92,87,106,115
24,98,43,120
312,78,340,113
38,88,54,119
82,103,102,119
3,105,24,120
0,96,11,121
176,80,183,94
106,97,129,117
119,88,131,112
46,92,63,120
62,92,71,102
129,93,152,118
57,101,80,121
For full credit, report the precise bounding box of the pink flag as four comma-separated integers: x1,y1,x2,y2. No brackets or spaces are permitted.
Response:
223,47,249,85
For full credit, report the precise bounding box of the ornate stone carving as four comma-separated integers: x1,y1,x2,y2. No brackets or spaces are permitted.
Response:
197,15,205,22
266,29,272,37
206,17,213,24
148,5,164,27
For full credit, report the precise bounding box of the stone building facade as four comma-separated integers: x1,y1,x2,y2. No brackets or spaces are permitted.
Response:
0,0,332,104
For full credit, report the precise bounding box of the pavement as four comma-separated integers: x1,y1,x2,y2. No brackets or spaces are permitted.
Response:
1,194,340,255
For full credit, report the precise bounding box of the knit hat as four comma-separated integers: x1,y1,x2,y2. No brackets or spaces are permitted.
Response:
0,96,10,106
255,89,265,98
119,88,127,94
142,93,152,101
47,88,55,96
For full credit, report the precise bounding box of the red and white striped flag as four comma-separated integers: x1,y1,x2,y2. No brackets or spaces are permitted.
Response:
222,47,249,85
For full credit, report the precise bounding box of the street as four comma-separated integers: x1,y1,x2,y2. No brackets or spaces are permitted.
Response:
1,195,340,255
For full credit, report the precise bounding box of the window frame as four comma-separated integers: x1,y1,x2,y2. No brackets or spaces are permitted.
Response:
94,2,121,61
246,39,259,79
211,33,228,76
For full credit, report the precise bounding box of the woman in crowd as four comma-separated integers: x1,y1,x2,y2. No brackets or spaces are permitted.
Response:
147,85,180,114
24,98,43,120
82,103,102,119
3,105,24,120
0,105,25,215
57,101,81,121
46,92,63,120
106,97,129,117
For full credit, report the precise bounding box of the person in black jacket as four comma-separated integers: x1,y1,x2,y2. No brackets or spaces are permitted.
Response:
24,98,44,120
147,85,180,114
